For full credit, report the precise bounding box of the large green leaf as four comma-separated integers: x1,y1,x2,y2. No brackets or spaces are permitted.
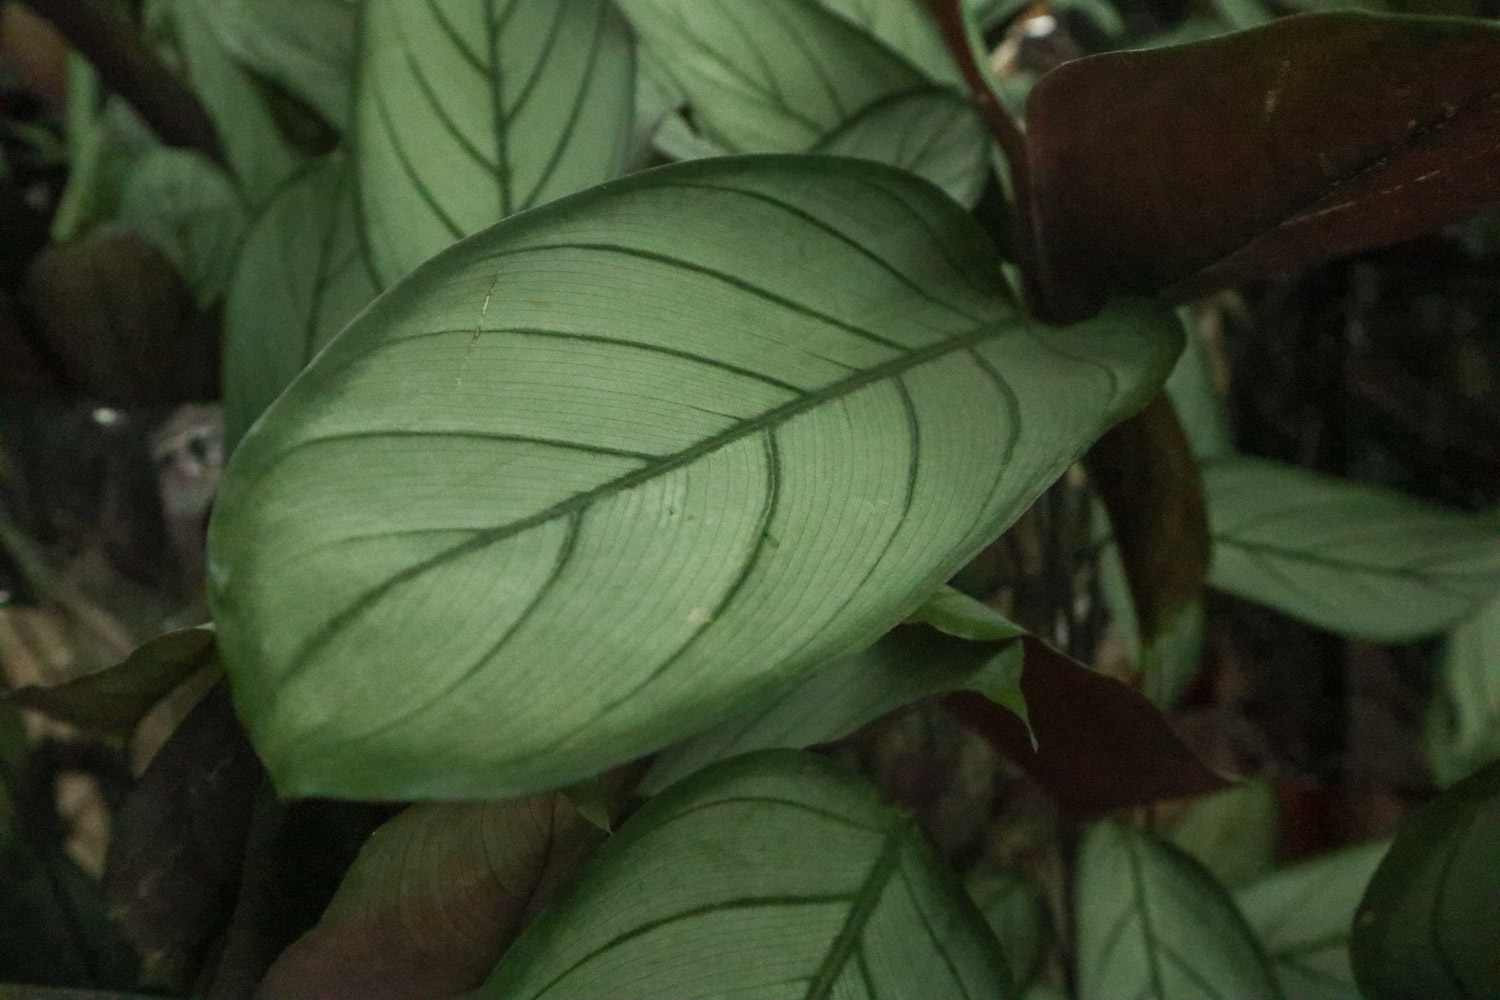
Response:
1204,457,1500,642
482,750,1016,999
817,0,963,83
356,0,634,286
1237,840,1388,1000
1427,590,1500,786
223,155,380,450
208,156,1181,800
615,0,925,152
1075,819,1284,1000
1353,761,1500,1000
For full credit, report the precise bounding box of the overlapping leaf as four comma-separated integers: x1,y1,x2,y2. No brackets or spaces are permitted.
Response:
207,156,1183,800
1204,457,1500,641
1075,820,1283,1000
1426,590,1500,786
482,751,1016,999
818,0,963,83
223,155,379,449
357,0,634,285
118,147,247,307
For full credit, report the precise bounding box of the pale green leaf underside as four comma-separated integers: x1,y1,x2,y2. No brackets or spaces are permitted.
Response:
1076,819,1284,1000
208,156,1181,800
1427,590,1500,787
814,87,990,208
357,0,634,285
483,750,1015,1000
1205,458,1500,642
1236,840,1388,1000
616,0,926,153
223,155,380,450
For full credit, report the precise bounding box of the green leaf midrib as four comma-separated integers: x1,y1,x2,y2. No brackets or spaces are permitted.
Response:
805,819,906,998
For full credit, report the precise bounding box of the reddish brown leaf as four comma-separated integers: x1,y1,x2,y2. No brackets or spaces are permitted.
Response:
1084,393,1210,645
1026,13,1500,322
255,794,605,1000
945,637,1229,814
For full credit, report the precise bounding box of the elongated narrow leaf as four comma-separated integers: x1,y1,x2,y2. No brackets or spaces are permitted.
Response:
1353,761,1500,1000
483,750,1016,999
258,794,604,1000
818,0,962,83
1237,840,1388,1000
1076,819,1284,1000
616,0,925,152
208,156,1183,800
223,155,380,450
1427,590,1500,786
1205,458,1500,642
813,86,990,207
357,0,634,285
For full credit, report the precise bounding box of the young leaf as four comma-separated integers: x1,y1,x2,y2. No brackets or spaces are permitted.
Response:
356,0,634,285
813,87,991,208
482,750,1016,999
1076,819,1284,1000
223,155,380,450
1204,457,1500,642
208,156,1183,800
1426,590,1500,786
1352,761,1500,1000
615,0,925,152
1026,12,1500,322
118,147,247,307
1237,839,1389,1000
257,794,605,1000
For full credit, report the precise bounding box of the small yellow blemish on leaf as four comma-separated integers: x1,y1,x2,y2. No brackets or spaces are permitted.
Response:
686,606,715,626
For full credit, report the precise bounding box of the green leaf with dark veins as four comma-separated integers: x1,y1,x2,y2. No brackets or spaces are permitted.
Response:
207,155,1182,800
482,750,1017,999
818,0,964,83
357,0,634,285
1205,458,1500,642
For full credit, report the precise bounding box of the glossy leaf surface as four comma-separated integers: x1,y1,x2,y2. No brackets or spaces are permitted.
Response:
223,155,380,449
482,750,1015,999
1354,762,1500,1000
1076,820,1283,1000
1237,840,1388,1000
616,0,924,152
1026,12,1500,322
208,156,1182,800
1205,457,1500,642
357,0,634,284
1426,590,1500,786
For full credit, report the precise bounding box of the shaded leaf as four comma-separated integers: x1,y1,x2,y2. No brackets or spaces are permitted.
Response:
208,156,1183,800
1237,840,1388,1000
257,793,603,1000
1076,819,1283,1000
0,990,165,1000
1097,529,1207,708
3,627,217,741
1165,316,1233,461
616,0,925,152
946,638,1228,813
118,147,247,307
223,155,379,451
909,584,1026,643
482,750,1016,999
813,87,990,208
969,870,1049,990
103,684,263,991
1204,457,1500,642
357,0,634,285
1353,761,1500,1000
818,0,963,83
1168,780,1279,890
1026,12,1500,322
1426,590,1500,786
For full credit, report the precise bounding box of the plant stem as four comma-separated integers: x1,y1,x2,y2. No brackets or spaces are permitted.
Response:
12,0,224,165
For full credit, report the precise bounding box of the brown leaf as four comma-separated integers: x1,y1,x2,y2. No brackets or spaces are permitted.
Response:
255,793,605,1000
1083,393,1210,644
1026,13,1500,322
945,637,1229,814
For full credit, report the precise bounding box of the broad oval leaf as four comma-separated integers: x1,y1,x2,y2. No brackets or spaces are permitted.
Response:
1204,457,1500,642
1426,590,1500,786
208,156,1183,800
482,750,1016,999
357,0,634,285
1353,761,1500,1000
813,86,990,208
1237,839,1389,1000
616,0,925,152
223,155,380,450
1076,819,1284,1000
